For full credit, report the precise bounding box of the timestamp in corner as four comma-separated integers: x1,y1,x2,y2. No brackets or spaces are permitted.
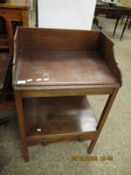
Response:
71,155,113,162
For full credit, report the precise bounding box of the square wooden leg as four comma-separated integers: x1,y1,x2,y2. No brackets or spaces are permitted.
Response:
14,91,29,161
87,89,118,154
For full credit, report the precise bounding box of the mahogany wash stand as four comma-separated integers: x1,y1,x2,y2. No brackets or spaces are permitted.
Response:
13,28,122,161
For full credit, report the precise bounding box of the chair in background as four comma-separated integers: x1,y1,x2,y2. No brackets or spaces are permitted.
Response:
0,51,15,126
0,0,29,126
0,17,15,126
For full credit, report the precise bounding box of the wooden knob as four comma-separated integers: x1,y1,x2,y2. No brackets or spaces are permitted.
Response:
77,136,84,142
42,140,48,146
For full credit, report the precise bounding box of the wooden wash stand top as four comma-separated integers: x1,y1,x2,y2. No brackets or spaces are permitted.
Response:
13,28,122,161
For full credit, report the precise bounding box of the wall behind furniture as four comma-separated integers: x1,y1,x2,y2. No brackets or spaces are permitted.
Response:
38,0,97,30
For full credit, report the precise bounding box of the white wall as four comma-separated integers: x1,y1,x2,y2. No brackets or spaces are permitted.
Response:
38,0,97,30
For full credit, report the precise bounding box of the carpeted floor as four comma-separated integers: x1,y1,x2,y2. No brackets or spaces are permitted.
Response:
0,15,131,175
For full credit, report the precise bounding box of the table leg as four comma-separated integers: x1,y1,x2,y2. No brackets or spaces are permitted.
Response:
15,91,29,162
120,15,125,25
120,16,129,40
113,17,120,37
94,16,103,30
87,89,118,154
128,18,131,29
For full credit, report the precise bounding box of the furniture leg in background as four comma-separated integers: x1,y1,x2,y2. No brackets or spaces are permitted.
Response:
120,15,131,40
0,52,15,126
0,0,29,126
0,0,30,55
113,15,121,36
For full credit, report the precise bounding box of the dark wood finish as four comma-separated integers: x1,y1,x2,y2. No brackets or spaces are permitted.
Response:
0,34,9,49
27,131,97,146
15,90,29,161
13,28,121,90
0,0,29,121
0,52,10,89
0,0,29,55
36,0,38,27
21,88,114,98
14,50,118,87
0,92,15,110
98,33,122,85
24,96,97,136
0,52,15,110
15,28,100,50
13,28,122,161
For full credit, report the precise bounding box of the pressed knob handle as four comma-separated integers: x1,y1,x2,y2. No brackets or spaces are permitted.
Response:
42,140,48,146
78,136,84,142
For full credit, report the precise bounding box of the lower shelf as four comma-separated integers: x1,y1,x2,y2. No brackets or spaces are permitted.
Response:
23,96,97,142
